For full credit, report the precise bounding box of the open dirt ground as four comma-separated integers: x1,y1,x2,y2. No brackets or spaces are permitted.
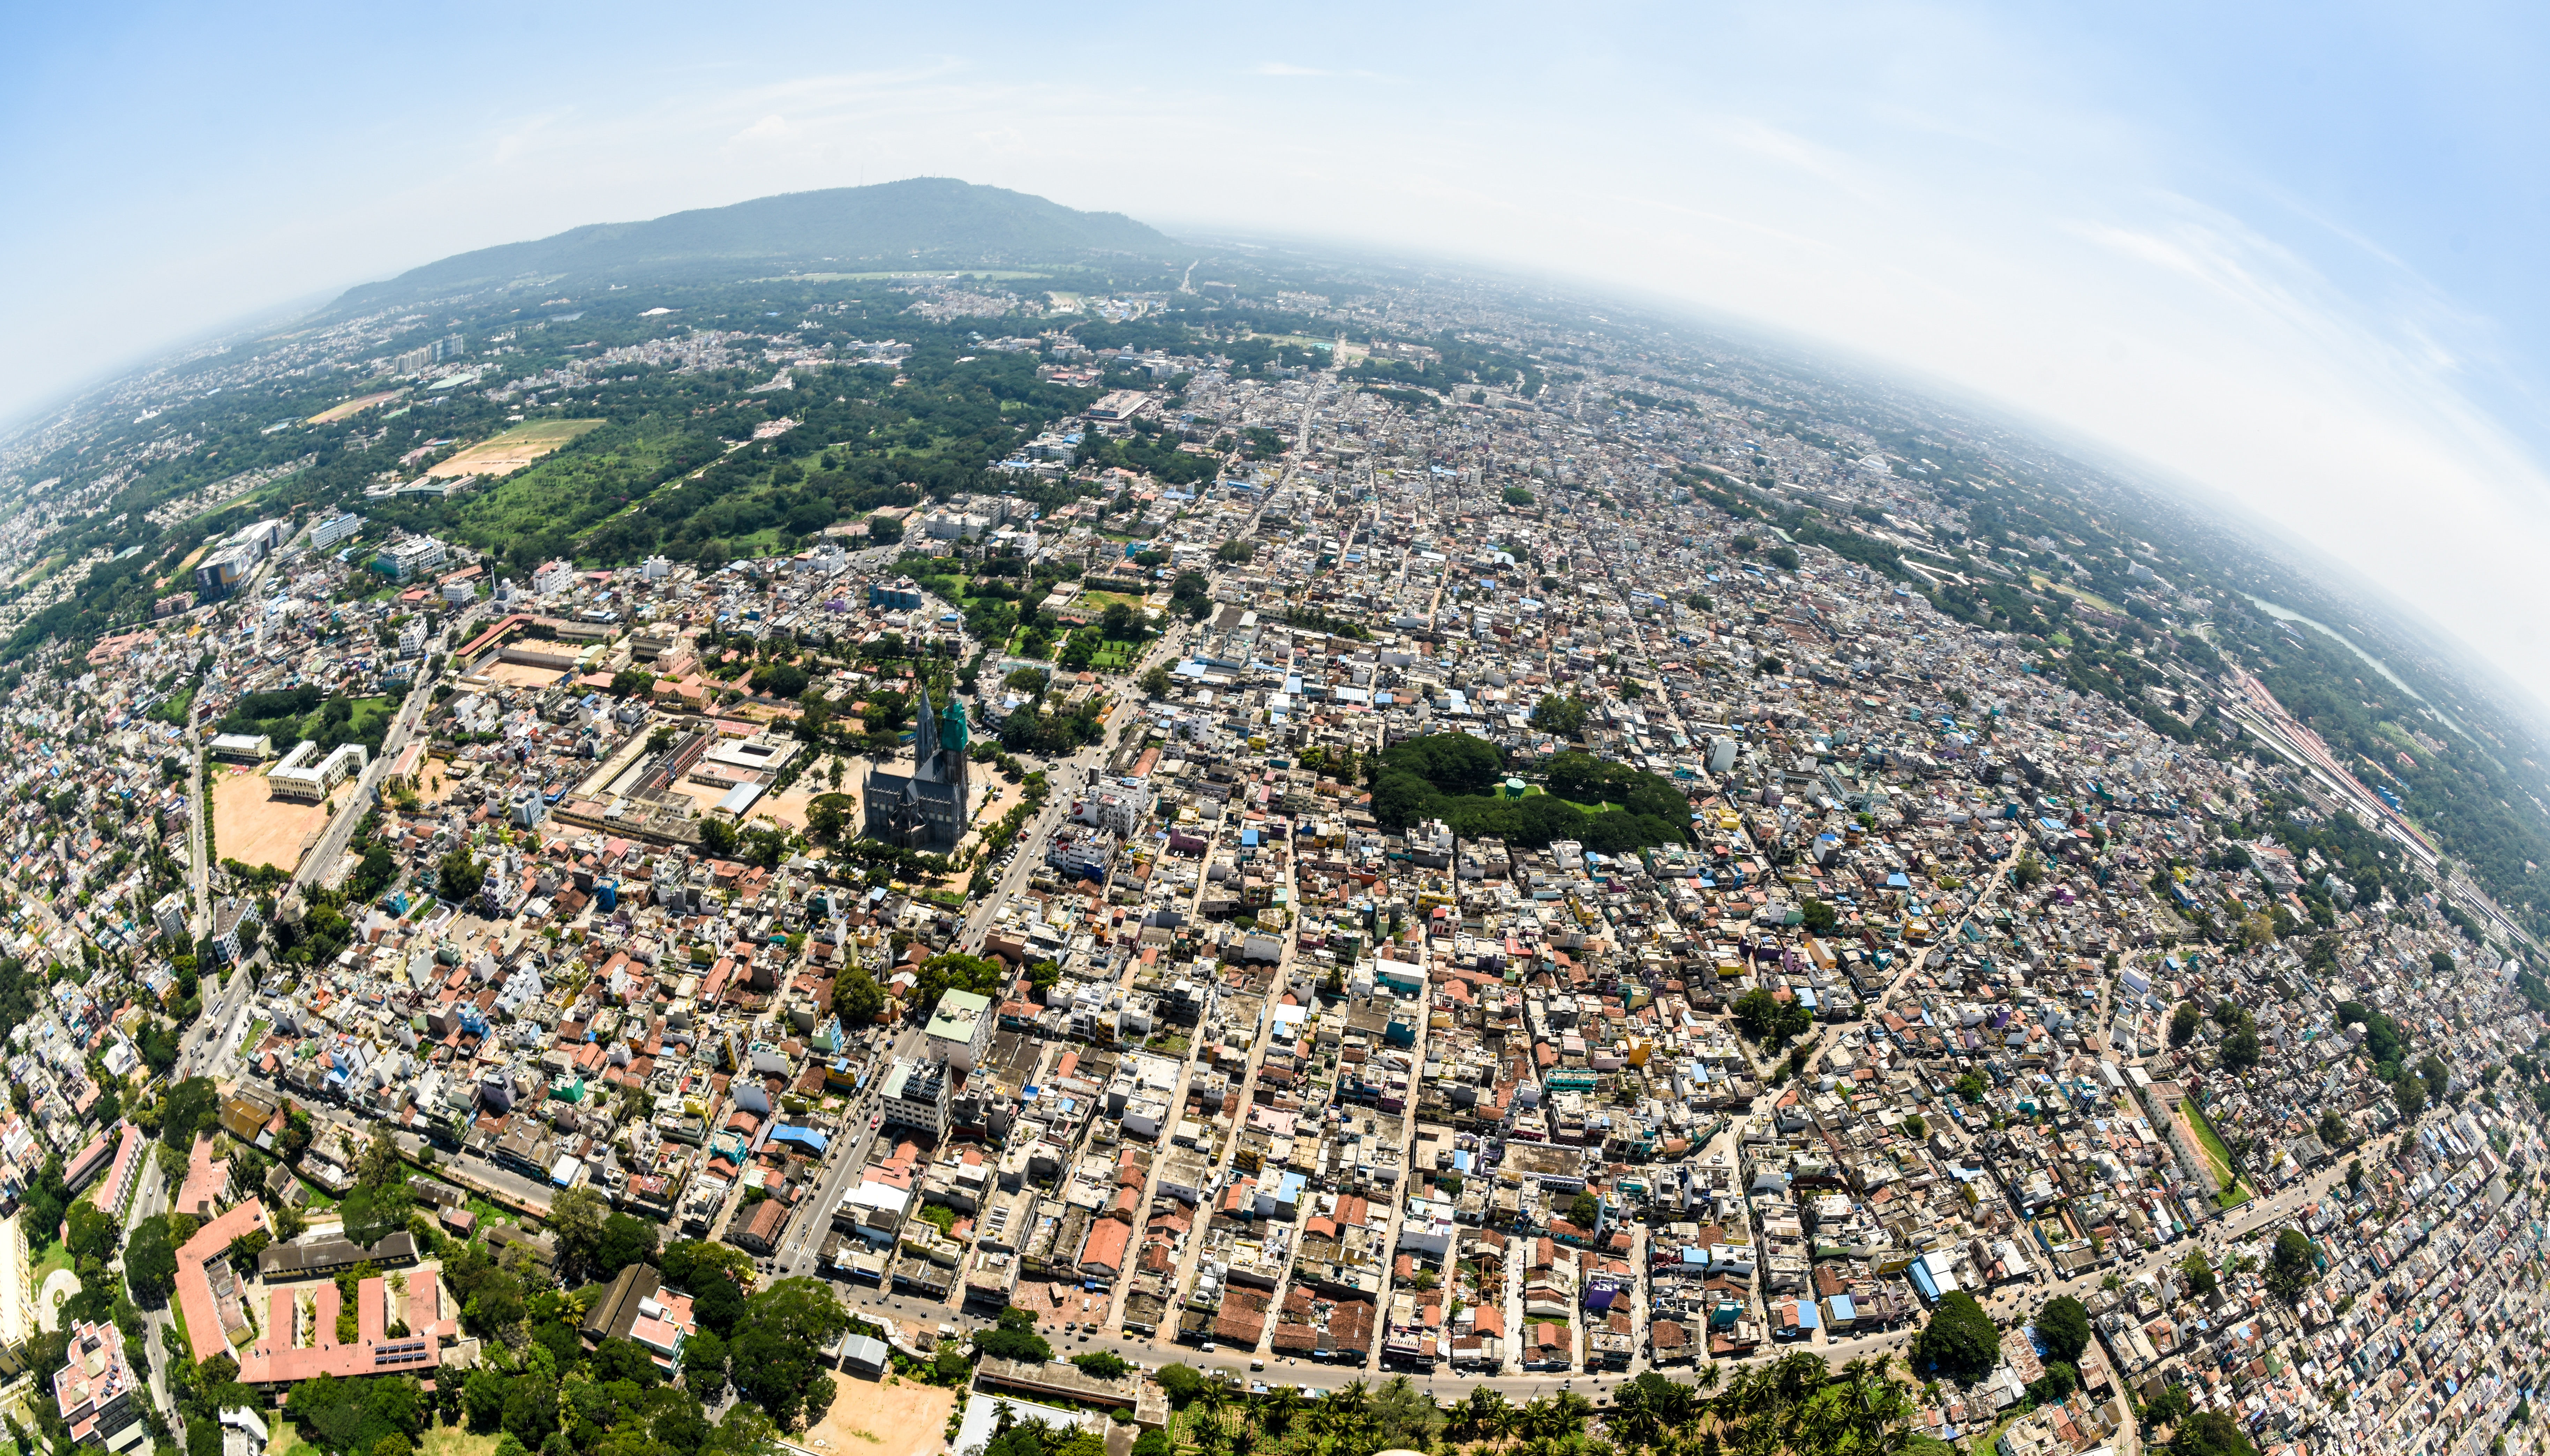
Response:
946,775,1031,864
753,754,866,832
805,1372,956,1456
415,757,462,807
306,389,407,425
477,661,568,688
756,783,822,832
428,418,604,478
212,766,335,872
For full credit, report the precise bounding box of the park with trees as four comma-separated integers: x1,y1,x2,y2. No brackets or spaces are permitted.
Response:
1140,1356,1934,1456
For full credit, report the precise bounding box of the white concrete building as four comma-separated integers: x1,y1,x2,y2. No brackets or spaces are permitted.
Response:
879,1057,952,1139
924,989,995,1072
266,741,367,803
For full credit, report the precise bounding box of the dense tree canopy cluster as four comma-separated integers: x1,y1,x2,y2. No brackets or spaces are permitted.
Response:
1910,1290,2001,1382
1367,736,1692,854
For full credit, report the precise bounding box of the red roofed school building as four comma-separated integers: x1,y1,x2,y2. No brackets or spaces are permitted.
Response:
174,1199,462,1392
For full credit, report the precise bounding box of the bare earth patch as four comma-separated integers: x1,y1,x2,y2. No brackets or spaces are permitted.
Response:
417,758,463,807
477,661,569,689
807,1373,956,1456
306,389,408,425
212,766,336,873
759,754,866,832
428,418,605,478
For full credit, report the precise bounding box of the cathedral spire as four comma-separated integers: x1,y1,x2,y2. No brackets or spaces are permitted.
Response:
912,677,941,774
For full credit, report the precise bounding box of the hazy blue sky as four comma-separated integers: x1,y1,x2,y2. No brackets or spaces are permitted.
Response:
7,2,2548,696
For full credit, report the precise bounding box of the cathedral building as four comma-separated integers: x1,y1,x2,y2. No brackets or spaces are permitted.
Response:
863,682,971,853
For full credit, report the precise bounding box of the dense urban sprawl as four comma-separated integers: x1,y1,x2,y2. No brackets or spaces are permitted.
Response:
0,264,2538,1456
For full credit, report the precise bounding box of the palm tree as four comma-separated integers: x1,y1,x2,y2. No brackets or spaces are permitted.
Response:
1458,1388,1511,1444
1519,1396,1581,1444
1198,1377,1233,1435
1610,1377,1662,1452
1325,1381,1378,1455
1261,1386,1305,1438
1374,1375,1432,1450
1306,1395,1349,1456
1828,1355,1913,1456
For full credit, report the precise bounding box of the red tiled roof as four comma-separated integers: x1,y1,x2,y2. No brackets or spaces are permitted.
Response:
173,1202,268,1365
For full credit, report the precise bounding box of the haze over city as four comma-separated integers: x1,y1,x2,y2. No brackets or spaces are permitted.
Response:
0,11,2547,1456
7,3,2550,701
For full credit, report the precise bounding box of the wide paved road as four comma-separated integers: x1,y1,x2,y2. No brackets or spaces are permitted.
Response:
958,626,1189,955
285,612,475,896
774,1022,923,1279
178,959,260,1078
188,694,210,936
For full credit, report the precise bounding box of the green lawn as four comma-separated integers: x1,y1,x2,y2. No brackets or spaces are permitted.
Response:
441,424,674,553
345,696,394,739
1521,785,1625,813
30,1241,70,1288
416,1430,504,1456
2182,1099,2239,1191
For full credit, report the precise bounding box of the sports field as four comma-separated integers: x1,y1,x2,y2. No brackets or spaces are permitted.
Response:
807,1373,954,1456
213,765,335,872
479,661,567,688
428,419,606,478
306,389,408,424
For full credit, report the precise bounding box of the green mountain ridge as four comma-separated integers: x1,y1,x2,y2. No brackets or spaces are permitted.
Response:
327,177,1179,312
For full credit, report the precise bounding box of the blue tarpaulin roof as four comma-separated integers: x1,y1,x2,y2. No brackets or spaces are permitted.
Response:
769,1124,828,1154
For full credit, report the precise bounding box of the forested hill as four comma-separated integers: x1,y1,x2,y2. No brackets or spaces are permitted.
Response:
327,178,1179,311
